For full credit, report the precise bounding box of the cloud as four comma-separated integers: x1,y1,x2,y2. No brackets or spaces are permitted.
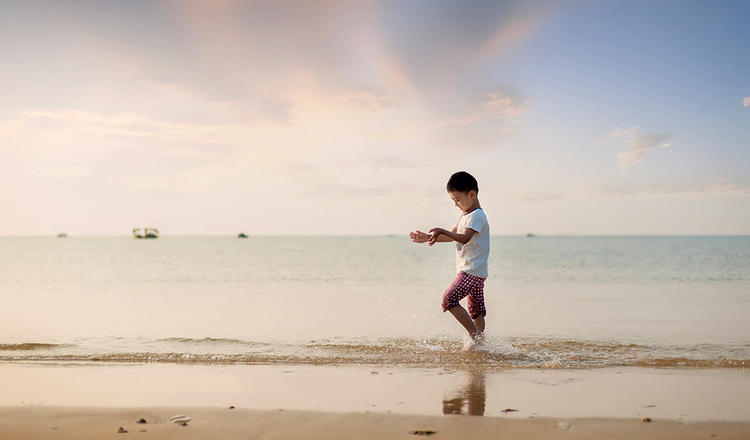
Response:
0,0,553,165
338,84,402,110
161,0,555,138
0,109,301,192
430,89,534,151
5,110,231,157
0,93,430,201
616,133,672,168
597,126,673,168
379,0,561,98
596,126,640,144
165,0,419,110
442,91,533,127
743,96,750,107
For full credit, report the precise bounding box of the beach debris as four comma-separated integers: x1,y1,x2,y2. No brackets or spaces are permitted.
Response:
228,406,235,410
644,404,657,408
557,422,572,430
501,408,519,414
642,418,653,423
136,418,147,424
411,430,437,436
169,415,191,426
117,427,128,433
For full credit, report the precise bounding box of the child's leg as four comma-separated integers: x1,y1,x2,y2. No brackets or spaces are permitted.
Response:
472,314,485,332
448,306,481,337
466,278,487,334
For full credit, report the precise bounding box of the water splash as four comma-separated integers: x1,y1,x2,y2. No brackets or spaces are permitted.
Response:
0,336,746,369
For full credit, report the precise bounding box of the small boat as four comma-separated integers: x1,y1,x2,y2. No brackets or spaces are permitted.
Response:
237,233,248,238
526,233,536,237
133,228,159,239
57,233,68,238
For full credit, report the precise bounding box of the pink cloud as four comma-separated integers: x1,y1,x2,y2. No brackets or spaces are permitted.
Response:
617,133,672,168
442,92,533,127
596,126,640,144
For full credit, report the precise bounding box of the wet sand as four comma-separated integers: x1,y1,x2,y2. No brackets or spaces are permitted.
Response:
1,406,749,440
2,364,749,420
0,363,748,439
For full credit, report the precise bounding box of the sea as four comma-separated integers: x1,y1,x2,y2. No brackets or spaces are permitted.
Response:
1,235,748,370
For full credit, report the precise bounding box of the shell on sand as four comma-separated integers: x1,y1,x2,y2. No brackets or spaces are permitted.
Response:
168,415,191,426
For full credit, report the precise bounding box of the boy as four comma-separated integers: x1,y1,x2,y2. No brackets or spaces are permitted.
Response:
410,171,490,346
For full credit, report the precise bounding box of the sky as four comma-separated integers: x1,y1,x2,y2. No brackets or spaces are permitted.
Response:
0,0,748,236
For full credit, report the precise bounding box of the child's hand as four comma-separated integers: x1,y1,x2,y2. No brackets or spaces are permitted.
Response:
409,230,430,244
428,228,446,246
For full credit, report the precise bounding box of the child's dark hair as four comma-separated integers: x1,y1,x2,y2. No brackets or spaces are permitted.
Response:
447,171,479,194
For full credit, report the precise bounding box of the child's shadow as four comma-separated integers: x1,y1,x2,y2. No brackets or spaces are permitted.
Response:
442,370,486,416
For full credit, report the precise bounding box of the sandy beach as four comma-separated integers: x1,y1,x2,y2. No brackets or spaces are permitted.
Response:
1,363,749,439
2,406,749,440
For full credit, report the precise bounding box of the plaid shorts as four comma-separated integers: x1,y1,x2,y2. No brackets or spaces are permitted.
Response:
442,271,487,319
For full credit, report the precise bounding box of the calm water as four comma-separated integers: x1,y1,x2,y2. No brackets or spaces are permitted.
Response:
1,236,748,369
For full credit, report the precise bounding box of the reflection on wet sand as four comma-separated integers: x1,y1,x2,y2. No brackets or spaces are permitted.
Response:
442,370,486,416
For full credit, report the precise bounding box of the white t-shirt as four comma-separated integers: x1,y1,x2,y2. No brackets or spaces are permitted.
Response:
454,208,490,278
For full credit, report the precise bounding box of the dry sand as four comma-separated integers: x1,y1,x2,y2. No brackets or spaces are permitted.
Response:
1,406,750,440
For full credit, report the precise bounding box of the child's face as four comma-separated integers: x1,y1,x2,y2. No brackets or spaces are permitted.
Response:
449,190,476,213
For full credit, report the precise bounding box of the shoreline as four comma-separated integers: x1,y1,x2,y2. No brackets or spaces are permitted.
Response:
1,406,749,440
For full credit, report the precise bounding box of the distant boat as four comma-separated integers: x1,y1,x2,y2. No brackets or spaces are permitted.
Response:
133,228,159,239
237,233,248,238
57,233,68,238
526,233,536,237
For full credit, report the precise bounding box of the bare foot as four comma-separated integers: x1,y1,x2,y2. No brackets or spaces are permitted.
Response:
463,332,485,352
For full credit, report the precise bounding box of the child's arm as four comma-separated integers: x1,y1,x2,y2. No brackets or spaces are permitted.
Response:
428,227,475,246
